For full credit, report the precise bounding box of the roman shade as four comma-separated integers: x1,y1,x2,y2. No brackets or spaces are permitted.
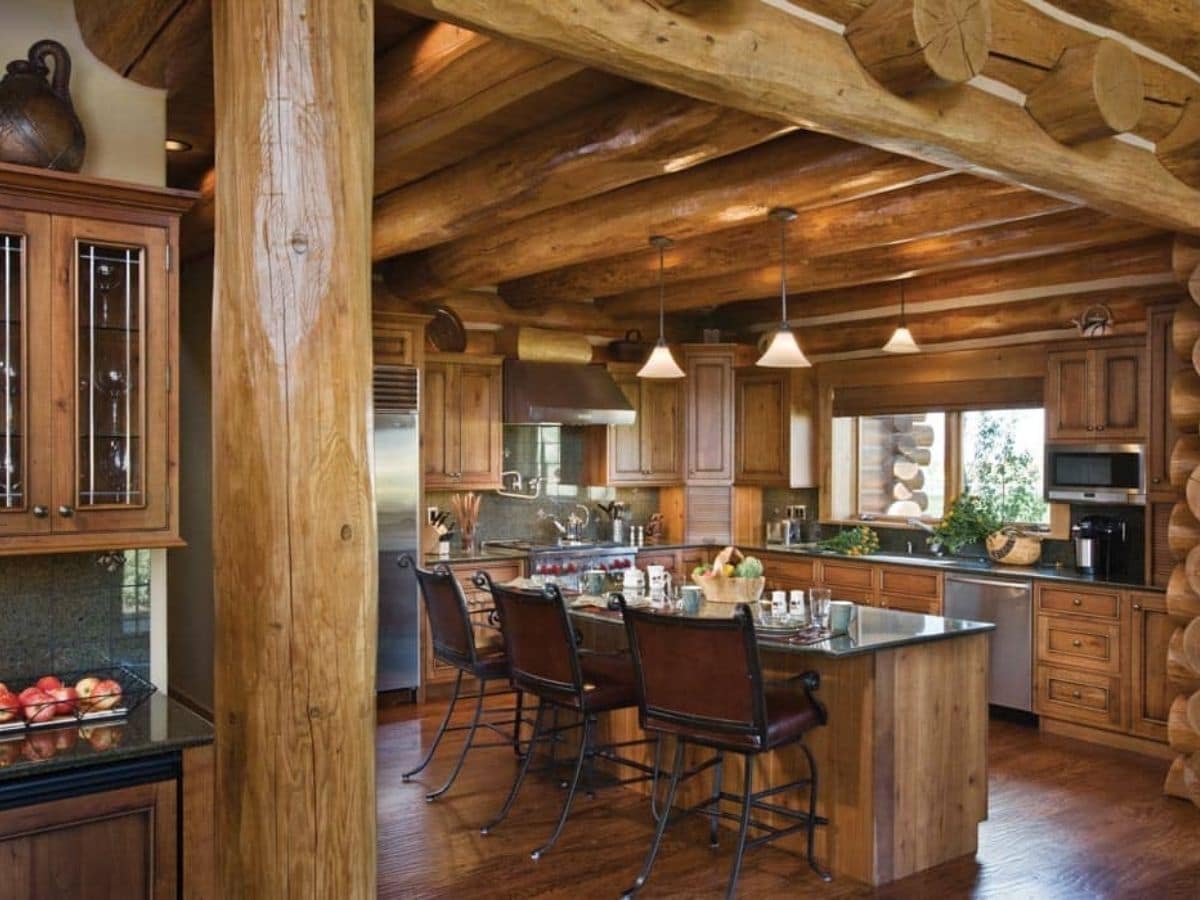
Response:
832,377,1044,417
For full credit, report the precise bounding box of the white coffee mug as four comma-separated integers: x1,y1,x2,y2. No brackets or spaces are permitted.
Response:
623,567,645,591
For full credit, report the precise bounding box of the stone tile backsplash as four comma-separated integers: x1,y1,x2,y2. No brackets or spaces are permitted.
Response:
0,551,151,680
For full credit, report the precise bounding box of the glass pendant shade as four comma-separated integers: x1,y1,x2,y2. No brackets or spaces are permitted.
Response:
638,235,685,379
756,326,811,368
882,324,921,354
638,338,685,378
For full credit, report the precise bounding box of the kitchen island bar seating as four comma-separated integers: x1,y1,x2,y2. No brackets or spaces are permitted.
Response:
618,600,830,899
476,576,659,860
400,555,526,800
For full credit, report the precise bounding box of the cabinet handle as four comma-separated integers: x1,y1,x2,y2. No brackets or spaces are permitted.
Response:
1071,690,1082,700
1072,598,1082,606
1072,639,1082,648
32,505,48,519
58,505,74,518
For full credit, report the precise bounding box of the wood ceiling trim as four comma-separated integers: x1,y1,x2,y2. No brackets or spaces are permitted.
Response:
382,133,948,299
500,173,1074,305
599,208,1158,316
383,0,1200,233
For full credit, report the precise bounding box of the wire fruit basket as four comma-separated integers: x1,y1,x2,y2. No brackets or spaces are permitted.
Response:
0,665,156,736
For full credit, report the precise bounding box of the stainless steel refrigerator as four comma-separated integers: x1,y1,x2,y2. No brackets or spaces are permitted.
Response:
374,365,421,692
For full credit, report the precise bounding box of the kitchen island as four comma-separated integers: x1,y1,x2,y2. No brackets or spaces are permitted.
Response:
570,599,994,886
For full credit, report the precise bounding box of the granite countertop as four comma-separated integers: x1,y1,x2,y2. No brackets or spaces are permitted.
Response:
422,547,530,565
569,598,994,658
744,544,1161,591
0,694,213,785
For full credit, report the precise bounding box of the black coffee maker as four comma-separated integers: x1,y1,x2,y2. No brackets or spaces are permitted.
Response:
1072,514,1127,579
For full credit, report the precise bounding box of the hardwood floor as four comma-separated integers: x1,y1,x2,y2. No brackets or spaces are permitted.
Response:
377,698,1200,898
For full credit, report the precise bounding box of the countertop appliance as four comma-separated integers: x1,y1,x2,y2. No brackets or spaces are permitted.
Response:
1045,442,1145,505
374,365,421,693
486,540,637,592
944,573,1033,712
1072,514,1127,579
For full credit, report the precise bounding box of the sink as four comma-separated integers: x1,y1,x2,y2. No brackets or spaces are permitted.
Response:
864,553,989,569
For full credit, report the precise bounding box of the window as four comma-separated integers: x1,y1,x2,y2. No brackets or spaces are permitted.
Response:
830,407,1049,525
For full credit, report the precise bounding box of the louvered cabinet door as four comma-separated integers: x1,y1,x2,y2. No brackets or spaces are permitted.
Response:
684,485,731,545
1147,501,1174,588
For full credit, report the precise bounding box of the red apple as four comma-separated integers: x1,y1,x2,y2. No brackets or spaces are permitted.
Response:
21,732,57,761
48,686,78,717
75,676,101,711
35,675,62,693
0,690,20,723
88,679,123,712
19,688,57,723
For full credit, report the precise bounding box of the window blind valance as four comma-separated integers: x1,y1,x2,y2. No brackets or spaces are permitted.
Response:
832,377,1044,417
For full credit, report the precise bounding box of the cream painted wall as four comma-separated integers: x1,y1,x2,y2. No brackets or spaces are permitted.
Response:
0,0,166,185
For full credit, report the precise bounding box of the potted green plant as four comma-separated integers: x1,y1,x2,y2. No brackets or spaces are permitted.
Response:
928,493,1001,557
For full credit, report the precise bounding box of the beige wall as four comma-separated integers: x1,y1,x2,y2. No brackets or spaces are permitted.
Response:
0,0,166,185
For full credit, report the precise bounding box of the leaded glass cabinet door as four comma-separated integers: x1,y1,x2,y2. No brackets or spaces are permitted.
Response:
0,209,51,538
53,217,169,535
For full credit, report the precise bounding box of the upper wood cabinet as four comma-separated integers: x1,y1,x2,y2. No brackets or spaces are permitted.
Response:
1147,304,1185,497
422,354,503,489
684,344,735,484
0,166,192,555
733,367,817,487
1046,342,1146,441
587,365,682,485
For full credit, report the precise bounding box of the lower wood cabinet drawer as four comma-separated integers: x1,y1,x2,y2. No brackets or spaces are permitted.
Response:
1037,584,1121,620
878,566,942,614
818,560,875,603
763,555,817,588
1036,615,1122,674
1035,665,1125,731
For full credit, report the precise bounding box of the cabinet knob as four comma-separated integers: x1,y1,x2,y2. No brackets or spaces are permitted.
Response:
58,505,74,518
1072,598,1082,606
32,505,48,519
1071,690,1082,700
1133,603,1142,611
1152,476,1162,484
1086,426,1094,432
1072,639,1082,648
1097,425,1105,432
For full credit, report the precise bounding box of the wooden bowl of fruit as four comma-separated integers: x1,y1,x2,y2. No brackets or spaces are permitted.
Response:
692,546,765,605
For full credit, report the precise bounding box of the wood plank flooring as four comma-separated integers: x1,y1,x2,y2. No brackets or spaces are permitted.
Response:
376,699,1200,898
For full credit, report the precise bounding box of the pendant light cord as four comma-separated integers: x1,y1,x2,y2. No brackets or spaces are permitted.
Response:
658,242,666,339
779,217,789,326
899,281,906,326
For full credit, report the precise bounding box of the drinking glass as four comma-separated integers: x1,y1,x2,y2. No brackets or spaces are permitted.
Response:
810,588,832,630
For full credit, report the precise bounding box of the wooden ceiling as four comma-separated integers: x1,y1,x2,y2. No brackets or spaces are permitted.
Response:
74,0,1198,358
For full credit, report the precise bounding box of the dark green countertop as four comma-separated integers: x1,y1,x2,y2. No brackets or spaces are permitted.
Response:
422,547,529,566
0,694,213,785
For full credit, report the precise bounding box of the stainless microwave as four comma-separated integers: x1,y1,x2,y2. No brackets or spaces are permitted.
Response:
1044,443,1145,505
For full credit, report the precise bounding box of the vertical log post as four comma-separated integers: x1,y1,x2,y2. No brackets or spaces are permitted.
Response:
211,1,377,895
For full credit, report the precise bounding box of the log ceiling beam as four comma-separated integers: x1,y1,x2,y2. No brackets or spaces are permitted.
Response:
712,235,1175,328
374,21,625,194
381,0,1200,232
599,208,1157,316
500,173,1074,306
787,0,1199,144
381,133,948,300
372,86,795,258
1045,0,1200,75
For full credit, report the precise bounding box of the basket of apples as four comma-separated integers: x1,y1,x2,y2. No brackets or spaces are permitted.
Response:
691,546,766,605
0,666,155,734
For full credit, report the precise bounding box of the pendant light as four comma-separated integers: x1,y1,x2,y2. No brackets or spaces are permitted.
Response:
637,235,686,379
756,207,811,368
881,281,921,354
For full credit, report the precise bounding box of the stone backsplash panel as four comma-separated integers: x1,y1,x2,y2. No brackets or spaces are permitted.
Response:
0,551,151,680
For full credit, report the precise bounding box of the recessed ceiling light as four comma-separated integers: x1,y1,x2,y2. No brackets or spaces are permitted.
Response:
164,138,192,152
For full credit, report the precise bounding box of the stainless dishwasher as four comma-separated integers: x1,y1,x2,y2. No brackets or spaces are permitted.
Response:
944,573,1033,712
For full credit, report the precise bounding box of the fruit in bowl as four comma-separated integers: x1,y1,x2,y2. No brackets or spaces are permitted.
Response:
0,688,20,723
87,679,123,712
692,546,766,604
19,687,57,724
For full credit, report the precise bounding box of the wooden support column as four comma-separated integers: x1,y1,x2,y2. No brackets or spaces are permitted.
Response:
211,2,377,897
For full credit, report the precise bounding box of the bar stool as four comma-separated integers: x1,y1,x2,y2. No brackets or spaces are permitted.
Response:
475,575,657,861
618,600,830,899
399,555,525,801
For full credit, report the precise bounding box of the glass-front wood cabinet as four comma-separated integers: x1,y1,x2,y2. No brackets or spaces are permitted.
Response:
0,165,192,553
